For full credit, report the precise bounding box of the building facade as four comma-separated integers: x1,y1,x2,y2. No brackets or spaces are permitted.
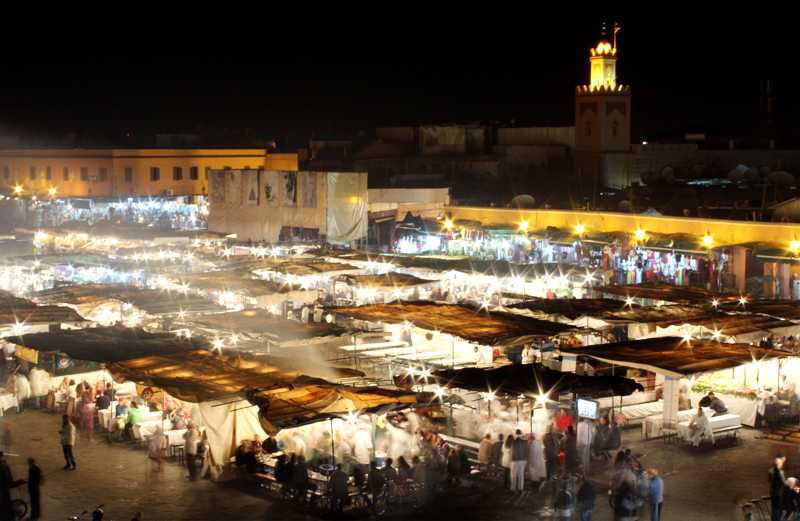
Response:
0,149,297,198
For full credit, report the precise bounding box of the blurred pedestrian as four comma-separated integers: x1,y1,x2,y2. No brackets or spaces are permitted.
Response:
0,452,13,521
27,457,42,520
577,474,596,521
646,469,663,521
13,373,31,414
60,414,76,470
184,422,198,480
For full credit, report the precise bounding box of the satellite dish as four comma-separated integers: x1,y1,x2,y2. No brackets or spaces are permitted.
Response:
662,167,674,178
689,166,704,179
743,168,758,183
640,170,658,185
618,200,631,212
768,171,795,186
728,169,743,183
509,195,536,209
676,167,689,179
759,165,772,175
736,164,749,174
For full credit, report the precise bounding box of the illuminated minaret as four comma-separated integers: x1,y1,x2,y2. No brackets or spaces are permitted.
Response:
574,22,632,189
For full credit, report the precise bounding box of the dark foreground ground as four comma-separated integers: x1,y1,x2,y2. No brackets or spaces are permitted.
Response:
2,408,793,521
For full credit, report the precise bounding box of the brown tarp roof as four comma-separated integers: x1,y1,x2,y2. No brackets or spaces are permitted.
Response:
174,271,306,296
330,301,577,346
592,281,742,303
179,309,350,345
506,298,640,319
30,283,226,316
342,273,438,290
559,336,790,379
716,300,800,322
431,363,644,398
5,325,209,363
0,301,87,327
247,381,431,434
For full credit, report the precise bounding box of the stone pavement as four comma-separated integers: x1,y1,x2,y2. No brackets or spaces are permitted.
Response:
2,407,796,520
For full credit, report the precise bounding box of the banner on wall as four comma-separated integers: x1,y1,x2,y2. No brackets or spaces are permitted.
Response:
246,171,259,205
283,171,297,207
327,172,367,243
263,171,279,206
211,171,225,204
302,171,316,208
229,171,242,205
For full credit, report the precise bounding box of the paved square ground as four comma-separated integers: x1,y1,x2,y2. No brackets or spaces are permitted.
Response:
2,408,792,520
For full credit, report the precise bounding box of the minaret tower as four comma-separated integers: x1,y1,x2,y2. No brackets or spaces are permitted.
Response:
574,22,632,189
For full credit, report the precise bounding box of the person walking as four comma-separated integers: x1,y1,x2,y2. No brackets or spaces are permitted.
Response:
577,474,596,521
60,414,76,470
646,469,663,521
13,373,31,414
770,454,787,521
510,429,529,492
184,422,198,480
27,457,42,520
0,452,14,521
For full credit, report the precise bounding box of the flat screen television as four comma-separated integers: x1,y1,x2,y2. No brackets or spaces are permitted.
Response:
577,398,599,420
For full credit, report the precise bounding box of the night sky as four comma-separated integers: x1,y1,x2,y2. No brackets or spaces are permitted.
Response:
1,14,796,146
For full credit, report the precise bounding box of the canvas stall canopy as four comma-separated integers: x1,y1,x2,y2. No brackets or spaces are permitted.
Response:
330,301,577,347
558,336,789,379
179,308,350,347
592,281,742,303
431,363,643,398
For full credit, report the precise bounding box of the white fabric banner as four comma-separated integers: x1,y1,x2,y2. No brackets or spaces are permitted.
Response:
326,172,367,244
199,398,267,481
663,376,679,431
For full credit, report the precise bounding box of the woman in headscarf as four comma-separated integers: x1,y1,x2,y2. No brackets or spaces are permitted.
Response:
77,384,95,441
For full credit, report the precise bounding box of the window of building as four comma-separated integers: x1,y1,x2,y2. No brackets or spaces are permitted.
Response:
173,167,182,181
150,167,160,181
80,167,88,181
29,166,36,180
3,166,9,180
190,166,198,180
46,167,51,180
63,167,69,181
99,167,108,182
612,122,618,137
124,167,132,183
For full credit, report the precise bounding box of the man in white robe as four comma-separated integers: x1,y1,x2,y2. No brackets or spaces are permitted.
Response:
686,408,714,447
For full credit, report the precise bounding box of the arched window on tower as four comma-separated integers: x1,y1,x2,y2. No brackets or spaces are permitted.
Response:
612,122,619,137
586,121,592,137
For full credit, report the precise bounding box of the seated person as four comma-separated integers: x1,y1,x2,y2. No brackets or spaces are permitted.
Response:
781,375,797,401
235,440,251,468
115,397,130,418
553,409,574,434
122,401,142,439
171,408,188,430
245,444,263,474
706,392,728,416
263,435,279,454
95,392,111,411
103,382,116,401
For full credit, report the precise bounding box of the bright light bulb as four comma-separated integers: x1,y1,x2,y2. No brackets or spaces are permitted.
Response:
635,230,645,239
791,240,799,251
575,224,585,234
519,221,529,231
703,235,713,246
